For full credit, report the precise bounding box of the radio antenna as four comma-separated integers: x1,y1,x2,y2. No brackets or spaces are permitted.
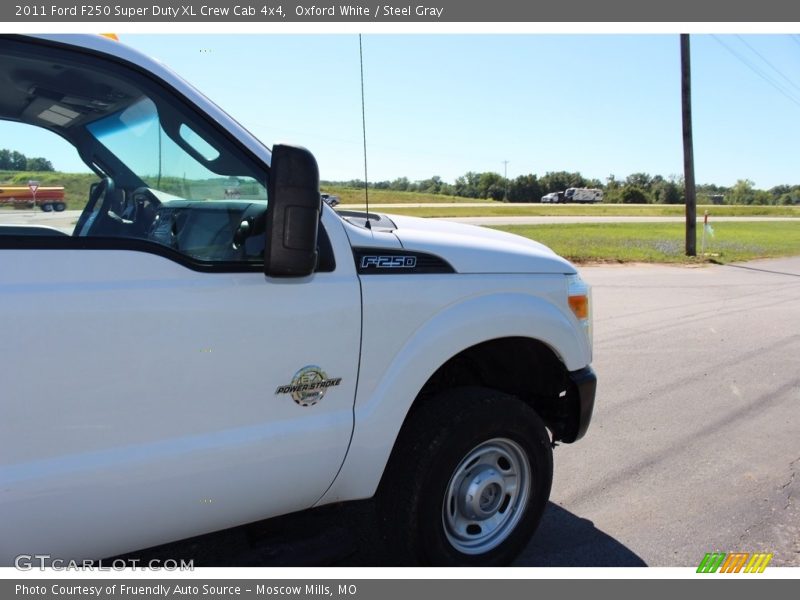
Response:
358,34,371,229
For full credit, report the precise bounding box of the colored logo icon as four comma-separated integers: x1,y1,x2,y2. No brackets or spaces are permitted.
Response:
697,552,773,573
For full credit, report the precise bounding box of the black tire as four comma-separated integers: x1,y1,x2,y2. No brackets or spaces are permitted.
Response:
377,387,553,566
54,202,66,212
41,203,54,212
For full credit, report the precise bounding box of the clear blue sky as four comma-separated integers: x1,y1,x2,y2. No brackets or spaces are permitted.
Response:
7,34,800,189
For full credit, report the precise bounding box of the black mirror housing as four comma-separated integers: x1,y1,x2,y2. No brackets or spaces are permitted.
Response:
264,144,321,277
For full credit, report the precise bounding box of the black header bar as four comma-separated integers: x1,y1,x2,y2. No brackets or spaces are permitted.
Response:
4,0,799,23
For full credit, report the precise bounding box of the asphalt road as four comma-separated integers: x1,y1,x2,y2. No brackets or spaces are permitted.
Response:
521,257,800,567
117,256,800,568
0,209,80,234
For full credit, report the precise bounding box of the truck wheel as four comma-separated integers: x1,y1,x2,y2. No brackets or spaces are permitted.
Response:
41,203,54,212
54,202,66,212
378,387,552,566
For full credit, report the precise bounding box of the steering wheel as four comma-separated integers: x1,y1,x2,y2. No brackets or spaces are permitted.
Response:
74,177,115,237
127,186,162,236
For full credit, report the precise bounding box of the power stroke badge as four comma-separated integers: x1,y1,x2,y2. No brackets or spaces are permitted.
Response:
276,366,342,407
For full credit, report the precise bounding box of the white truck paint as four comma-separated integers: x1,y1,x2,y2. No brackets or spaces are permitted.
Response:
0,34,596,566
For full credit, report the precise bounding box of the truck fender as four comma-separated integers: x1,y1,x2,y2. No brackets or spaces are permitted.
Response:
316,291,588,505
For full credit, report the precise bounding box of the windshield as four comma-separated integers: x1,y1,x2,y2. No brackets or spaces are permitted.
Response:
87,97,266,203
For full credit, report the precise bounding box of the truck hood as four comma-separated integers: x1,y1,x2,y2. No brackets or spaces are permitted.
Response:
383,214,576,275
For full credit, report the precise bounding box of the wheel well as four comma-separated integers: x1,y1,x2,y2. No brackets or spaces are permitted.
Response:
412,337,581,442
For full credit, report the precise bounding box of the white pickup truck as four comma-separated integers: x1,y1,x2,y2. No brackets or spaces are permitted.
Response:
0,34,596,567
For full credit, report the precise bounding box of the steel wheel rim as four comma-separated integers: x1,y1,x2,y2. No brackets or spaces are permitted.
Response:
442,437,531,555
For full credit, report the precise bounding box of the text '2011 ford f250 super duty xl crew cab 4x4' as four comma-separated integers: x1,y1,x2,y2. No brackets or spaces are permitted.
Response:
0,34,596,567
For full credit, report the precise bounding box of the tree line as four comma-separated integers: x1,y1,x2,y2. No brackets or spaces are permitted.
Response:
4,148,797,206
0,148,54,172
324,171,800,206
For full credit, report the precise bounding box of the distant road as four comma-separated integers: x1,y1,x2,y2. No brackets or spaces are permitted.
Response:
1,209,797,233
0,209,79,234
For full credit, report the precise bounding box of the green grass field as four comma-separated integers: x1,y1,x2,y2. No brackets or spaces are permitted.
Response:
492,222,800,264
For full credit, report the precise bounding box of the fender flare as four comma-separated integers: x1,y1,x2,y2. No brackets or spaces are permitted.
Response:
317,291,590,504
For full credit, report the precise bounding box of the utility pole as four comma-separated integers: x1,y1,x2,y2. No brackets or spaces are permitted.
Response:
502,160,509,201
681,34,697,256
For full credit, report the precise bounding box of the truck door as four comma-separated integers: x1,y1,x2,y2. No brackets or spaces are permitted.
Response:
0,37,360,563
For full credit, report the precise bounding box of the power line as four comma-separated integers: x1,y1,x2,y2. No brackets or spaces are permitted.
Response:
715,36,800,105
734,35,800,96
711,35,800,109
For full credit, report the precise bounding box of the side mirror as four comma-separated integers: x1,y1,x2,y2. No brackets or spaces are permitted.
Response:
264,144,321,277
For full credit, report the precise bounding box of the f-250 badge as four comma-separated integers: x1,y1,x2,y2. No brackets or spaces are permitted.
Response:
275,366,342,407
360,255,417,269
